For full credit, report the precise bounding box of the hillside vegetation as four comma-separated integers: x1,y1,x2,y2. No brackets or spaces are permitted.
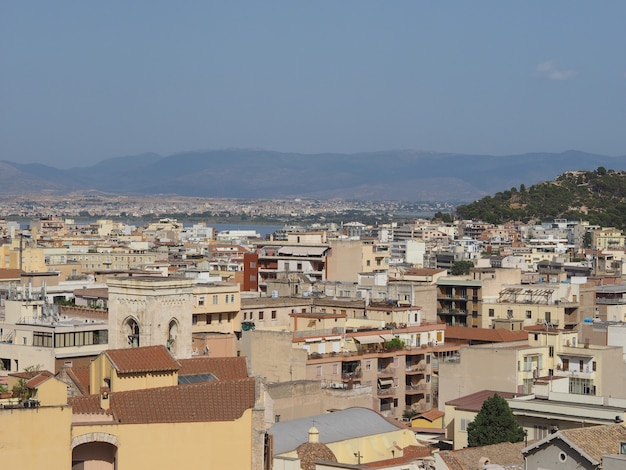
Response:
456,167,626,230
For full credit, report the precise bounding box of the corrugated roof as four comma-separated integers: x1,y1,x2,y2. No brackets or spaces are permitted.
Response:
177,356,248,381
0,268,23,280
446,326,528,343
105,345,180,374
445,390,521,412
417,408,445,422
270,407,403,455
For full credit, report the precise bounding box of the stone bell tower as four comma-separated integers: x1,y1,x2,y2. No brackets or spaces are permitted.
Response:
107,276,195,358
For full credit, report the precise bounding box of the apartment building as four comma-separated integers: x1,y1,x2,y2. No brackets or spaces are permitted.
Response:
0,289,108,373
593,227,626,250
436,267,521,327
481,278,596,329
326,238,389,282
439,328,626,411
256,243,331,293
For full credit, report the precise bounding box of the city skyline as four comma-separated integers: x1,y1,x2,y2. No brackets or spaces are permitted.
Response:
2,1,625,168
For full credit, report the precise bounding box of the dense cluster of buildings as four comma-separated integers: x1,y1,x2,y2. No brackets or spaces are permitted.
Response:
1,215,626,469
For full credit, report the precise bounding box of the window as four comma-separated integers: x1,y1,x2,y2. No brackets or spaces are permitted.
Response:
366,260,371,267
243,312,247,320
316,365,322,377
526,310,532,319
297,263,302,270
365,360,372,371
33,332,53,347
332,364,339,374
250,261,256,268
592,361,596,371
271,310,277,320
507,309,513,318
534,425,548,440
460,418,471,432
259,311,264,320
212,295,218,305
549,346,554,357
198,296,205,306
225,295,229,304
231,294,235,303
219,314,223,323
192,315,198,325
489,308,494,317
545,311,551,323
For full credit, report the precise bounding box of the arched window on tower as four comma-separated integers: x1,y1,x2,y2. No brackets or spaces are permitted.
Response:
124,318,140,347
167,319,179,353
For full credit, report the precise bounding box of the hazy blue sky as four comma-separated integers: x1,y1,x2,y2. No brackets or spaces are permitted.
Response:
2,1,625,168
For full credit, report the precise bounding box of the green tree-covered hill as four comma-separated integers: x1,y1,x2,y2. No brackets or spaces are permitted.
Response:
456,167,626,230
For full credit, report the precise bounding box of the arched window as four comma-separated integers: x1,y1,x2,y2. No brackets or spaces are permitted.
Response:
123,318,140,347
167,319,179,352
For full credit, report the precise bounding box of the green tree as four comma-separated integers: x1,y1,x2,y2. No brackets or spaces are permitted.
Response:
467,394,525,447
433,211,453,223
451,260,474,276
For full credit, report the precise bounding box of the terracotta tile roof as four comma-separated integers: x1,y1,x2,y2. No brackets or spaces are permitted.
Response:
446,326,528,343
445,390,521,412
447,441,525,470
105,345,180,374
437,451,465,470
559,424,626,463
177,356,248,381
9,370,54,381
66,366,91,395
26,372,55,389
363,445,432,468
69,394,110,416
70,378,256,423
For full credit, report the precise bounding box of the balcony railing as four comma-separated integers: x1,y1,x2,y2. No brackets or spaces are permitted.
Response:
406,384,428,393
342,370,363,380
377,367,397,376
376,387,395,397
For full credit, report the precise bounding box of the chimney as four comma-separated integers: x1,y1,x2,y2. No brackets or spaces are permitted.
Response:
99,386,110,410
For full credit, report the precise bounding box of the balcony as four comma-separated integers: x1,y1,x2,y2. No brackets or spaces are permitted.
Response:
406,384,428,394
376,387,395,397
555,365,595,379
377,366,397,377
437,309,468,316
406,364,429,374
342,370,363,381
321,381,373,393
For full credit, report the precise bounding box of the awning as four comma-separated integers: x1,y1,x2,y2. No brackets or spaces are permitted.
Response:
354,335,383,345
380,334,395,341
277,246,328,256
378,379,394,387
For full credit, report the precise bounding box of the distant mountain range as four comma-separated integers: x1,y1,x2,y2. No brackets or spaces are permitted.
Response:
1,149,626,202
